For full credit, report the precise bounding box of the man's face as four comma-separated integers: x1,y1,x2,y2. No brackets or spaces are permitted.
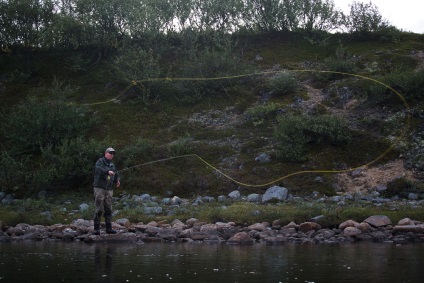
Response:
105,151,115,160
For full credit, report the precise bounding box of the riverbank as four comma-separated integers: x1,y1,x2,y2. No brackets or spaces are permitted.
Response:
2,184,424,244
1,215,424,245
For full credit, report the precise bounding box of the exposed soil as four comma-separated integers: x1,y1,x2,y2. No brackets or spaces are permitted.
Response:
300,82,417,194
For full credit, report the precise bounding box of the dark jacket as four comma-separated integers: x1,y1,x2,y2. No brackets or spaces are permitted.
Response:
93,156,120,190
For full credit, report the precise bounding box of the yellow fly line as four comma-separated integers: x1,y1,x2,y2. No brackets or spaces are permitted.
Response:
83,70,411,188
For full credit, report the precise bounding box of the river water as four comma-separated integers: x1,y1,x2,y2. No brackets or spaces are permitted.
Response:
0,241,423,283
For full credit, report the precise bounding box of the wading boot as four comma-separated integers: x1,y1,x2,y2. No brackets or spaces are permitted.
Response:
94,223,100,235
106,223,117,234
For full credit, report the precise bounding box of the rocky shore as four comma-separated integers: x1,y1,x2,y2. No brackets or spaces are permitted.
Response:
1,184,424,245
1,215,424,245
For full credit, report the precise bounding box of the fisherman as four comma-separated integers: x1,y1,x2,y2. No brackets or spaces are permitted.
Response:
93,147,121,235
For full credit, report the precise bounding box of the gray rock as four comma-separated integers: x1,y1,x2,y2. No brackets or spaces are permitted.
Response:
162,198,171,205
255,153,271,163
351,169,363,177
115,218,130,227
217,195,226,202
331,196,342,202
375,184,387,192
144,207,163,214
140,194,151,202
343,227,362,237
311,215,325,222
203,196,215,203
1,194,14,205
79,203,89,212
408,193,418,200
262,186,288,203
132,195,143,202
227,232,254,245
228,190,241,200
364,215,392,227
247,193,261,202
171,196,182,205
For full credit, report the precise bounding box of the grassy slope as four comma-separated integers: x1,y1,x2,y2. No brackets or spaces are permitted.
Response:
1,32,423,199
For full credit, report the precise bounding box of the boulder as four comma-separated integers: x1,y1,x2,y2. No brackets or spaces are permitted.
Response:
398,218,415,226
343,227,362,237
227,232,254,245
228,190,241,200
339,220,360,230
115,218,131,227
283,221,299,229
247,193,262,202
262,186,288,203
393,224,424,233
363,215,392,227
299,222,321,233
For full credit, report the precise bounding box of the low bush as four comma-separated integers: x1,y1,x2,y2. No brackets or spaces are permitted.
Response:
274,113,351,161
3,96,96,155
244,102,281,125
268,71,300,96
366,69,424,106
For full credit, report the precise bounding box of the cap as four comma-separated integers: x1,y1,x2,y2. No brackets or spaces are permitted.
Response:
105,147,116,153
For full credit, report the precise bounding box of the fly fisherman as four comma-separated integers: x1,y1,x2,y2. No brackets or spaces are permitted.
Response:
93,147,121,235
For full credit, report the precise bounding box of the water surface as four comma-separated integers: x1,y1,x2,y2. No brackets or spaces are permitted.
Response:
1,241,423,282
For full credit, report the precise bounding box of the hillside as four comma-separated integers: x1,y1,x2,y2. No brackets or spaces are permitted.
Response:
1,31,424,200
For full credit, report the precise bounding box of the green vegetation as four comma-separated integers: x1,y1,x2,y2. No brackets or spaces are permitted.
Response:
1,0,423,226
274,113,352,161
2,194,424,228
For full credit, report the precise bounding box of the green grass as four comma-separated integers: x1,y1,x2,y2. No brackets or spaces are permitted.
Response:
2,197,423,228
1,31,423,202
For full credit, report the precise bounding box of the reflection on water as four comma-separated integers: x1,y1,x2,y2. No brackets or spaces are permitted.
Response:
1,241,423,282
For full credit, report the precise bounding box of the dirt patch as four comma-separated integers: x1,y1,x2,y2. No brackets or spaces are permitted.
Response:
336,160,416,194
300,84,417,193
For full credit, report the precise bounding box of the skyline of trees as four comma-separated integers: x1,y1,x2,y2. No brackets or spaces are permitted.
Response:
1,0,395,49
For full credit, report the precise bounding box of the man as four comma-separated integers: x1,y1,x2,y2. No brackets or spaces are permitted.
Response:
93,147,121,235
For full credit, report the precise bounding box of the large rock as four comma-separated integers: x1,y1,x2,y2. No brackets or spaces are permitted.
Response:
393,224,424,233
364,215,392,227
115,218,131,227
227,232,254,245
262,186,288,203
247,222,270,232
247,193,262,202
339,220,360,230
299,222,321,233
343,227,362,237
228,190,241,200
397,218,415,226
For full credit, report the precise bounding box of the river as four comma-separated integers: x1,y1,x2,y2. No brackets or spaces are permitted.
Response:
1,241,423,282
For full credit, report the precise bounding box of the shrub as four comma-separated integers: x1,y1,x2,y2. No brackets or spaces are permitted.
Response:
120,138,154,168
168,134,193,156
382,178,424,198
173,31,255,103
31,138,107,190
315,44,358,82
0,151,30,193
366,69,424,105
269,71,300,96
111,46,166,103
3,96,95,155
244,102,281,125
274,113,351,161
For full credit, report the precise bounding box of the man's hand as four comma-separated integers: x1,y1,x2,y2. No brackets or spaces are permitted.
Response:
116,180,121,188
